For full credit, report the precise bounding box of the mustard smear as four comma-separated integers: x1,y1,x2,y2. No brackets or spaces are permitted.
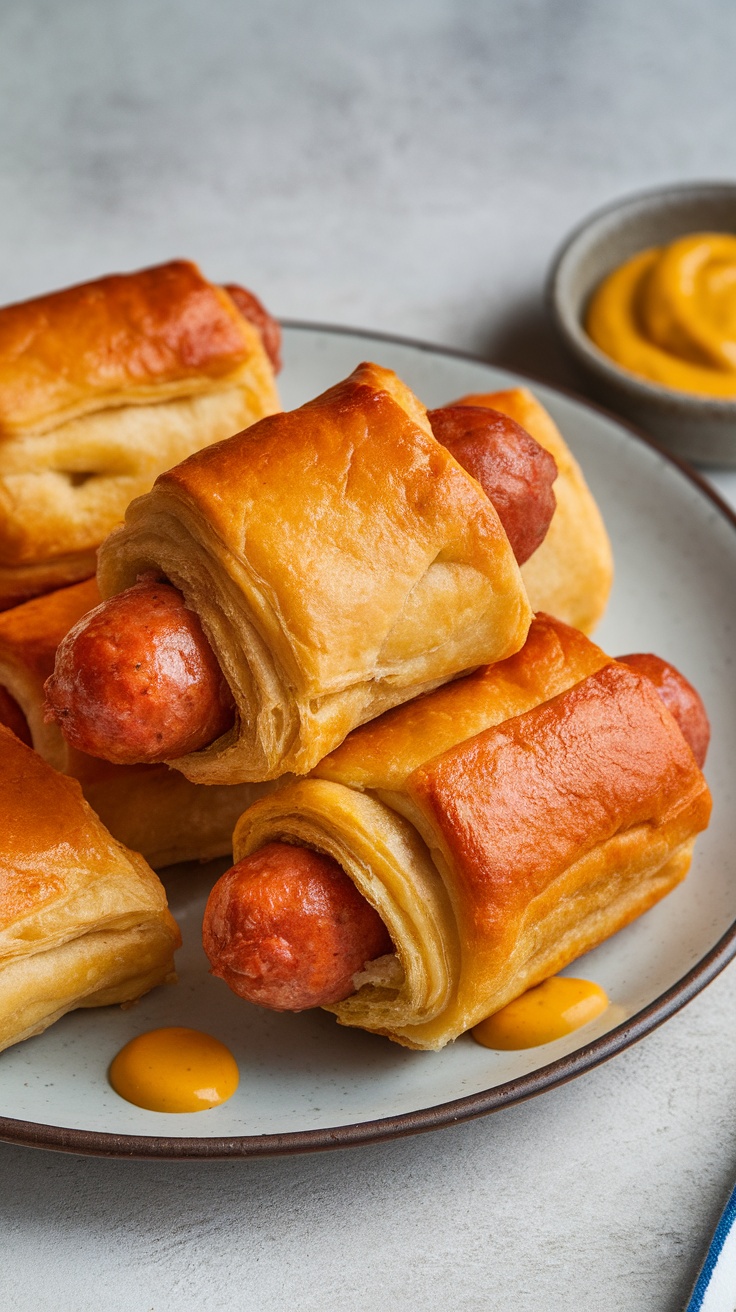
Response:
586,233,736,397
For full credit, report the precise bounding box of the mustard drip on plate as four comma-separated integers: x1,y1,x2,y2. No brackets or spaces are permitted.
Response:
471,977,609,1050
586,233,736,396
109,1026,239,1113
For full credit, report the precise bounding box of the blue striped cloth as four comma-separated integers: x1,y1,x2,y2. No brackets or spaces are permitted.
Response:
685,1182,736,1311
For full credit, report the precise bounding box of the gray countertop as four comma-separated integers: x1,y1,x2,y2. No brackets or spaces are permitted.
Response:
2,2,736,1308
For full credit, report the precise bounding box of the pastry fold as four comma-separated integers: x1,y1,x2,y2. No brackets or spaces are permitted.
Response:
0,725,180,1051
97,362,532,784
0,581,262,868
452,388,613,633
232,615,711,1050
0,260,280,606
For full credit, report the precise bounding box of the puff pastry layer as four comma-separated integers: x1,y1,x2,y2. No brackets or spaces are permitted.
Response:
0,261,280,606
232,615,711,1049
0,581,263,868
98,362,532,784
452,388,613,633
0,725,180,1051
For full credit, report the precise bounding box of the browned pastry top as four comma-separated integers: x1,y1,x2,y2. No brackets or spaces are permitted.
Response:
314,613,610,791
0,578,100,685
0,260,254,435
0,724,145,930
154,361,518,691
406,661,712,930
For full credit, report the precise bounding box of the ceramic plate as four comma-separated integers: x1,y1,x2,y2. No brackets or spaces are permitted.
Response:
2,324,735,1160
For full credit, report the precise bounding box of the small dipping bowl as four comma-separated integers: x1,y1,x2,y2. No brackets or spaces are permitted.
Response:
548,181,736,466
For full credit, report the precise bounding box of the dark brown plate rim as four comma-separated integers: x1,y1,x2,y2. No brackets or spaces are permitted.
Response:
2,319,735,1162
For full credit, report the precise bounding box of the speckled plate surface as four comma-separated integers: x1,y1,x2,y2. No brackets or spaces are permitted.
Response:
1,324,735,1160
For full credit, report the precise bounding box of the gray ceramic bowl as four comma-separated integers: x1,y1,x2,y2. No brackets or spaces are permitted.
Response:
548,181,736,466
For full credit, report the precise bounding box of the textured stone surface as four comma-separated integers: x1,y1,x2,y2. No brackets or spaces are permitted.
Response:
2,2,736,1307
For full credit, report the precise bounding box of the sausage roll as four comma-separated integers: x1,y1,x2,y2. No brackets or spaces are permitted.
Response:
230,615,711,1050
0,581,263,868
97,362,533,784
451,389,613,633
0,260,281,608
0,725,180,1052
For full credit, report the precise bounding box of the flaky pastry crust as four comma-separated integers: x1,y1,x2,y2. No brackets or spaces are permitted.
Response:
98,362,532,784
0,725,180,1051
0,261,280,605
232,615,711,1050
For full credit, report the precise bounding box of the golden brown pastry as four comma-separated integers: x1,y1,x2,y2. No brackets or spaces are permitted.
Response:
227,615,711,1049
451,389,613,633
0,581,263,868
95,362,533,784
0,725,180,1051
0,260,281,607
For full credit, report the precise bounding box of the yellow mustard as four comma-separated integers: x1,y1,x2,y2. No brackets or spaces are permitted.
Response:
471,976,608,1050
109,1026,239,1113
586,232,736,396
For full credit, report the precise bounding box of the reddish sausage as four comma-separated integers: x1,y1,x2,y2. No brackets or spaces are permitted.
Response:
0,686,32,746
44,579,234,765
223,283,282,374
617,653,710,767
428,406,557,564
203,841,392,1011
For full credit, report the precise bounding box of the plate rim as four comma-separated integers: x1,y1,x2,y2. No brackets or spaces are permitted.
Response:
2,319,734,1162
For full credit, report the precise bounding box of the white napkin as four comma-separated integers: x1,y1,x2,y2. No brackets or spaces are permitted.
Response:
685,1183,736,1311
